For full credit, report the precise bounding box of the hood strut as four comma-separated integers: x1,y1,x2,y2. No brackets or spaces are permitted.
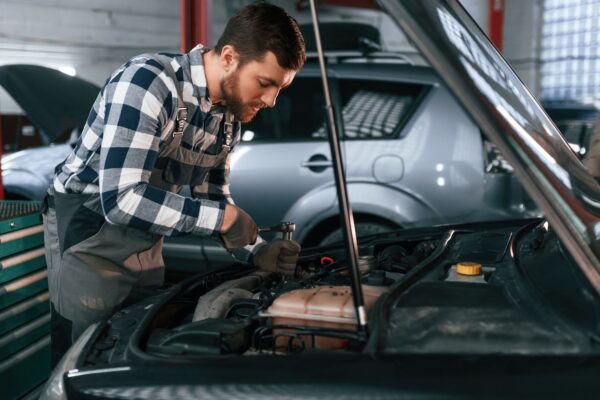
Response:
309,0,368,338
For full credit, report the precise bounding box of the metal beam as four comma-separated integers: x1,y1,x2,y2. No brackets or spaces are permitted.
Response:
488,0,504,52
181,0,211,52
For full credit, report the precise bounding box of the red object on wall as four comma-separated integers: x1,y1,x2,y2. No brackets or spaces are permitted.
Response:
488,0,504,52
181,0,211,53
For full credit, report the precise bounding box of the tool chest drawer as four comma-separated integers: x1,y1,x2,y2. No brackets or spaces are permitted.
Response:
0,201,50,399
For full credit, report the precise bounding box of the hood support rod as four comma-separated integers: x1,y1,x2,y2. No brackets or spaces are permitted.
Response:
308,0,368,337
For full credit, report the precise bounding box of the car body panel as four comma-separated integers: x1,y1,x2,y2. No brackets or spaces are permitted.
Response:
2,143,71,199
231,140,336,226
232,64,528,242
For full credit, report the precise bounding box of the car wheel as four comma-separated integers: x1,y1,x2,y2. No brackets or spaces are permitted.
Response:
318,221,396,246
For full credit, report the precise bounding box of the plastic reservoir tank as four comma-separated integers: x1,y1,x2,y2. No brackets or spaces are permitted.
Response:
261,284,389,350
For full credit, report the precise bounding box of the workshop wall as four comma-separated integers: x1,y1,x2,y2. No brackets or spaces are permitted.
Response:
0,0,179,114
0,0,544,115
504,0,544,97
210,1,492,53
210,0,542,95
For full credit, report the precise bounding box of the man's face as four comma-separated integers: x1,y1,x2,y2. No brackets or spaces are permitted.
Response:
221,51,296,123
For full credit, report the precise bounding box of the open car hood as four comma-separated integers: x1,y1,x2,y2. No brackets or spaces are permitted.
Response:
378,0,600,294
0,64,100,143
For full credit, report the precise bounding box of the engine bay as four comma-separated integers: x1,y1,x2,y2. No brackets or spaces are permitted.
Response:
144,235,440,356
83,220,600,366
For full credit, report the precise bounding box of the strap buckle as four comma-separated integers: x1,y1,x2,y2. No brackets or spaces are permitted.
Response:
221,131,233,153
174,107,187,137
224,121,233,134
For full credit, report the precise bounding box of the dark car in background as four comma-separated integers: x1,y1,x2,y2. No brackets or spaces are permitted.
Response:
0,65,99,201
41,1,600,399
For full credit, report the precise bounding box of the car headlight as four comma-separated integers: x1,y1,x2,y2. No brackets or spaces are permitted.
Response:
40,322,99,400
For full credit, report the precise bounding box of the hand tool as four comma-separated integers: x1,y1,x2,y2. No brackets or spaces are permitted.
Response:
258,222,295,241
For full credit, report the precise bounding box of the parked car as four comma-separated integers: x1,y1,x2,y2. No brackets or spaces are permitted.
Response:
1,33,536,249
41,1,600,398
233,54,535,245
0,64,99,200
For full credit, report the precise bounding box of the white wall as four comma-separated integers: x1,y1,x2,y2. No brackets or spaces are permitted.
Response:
0,0,510,85
0,0,543,114
0,0,179,87
504,0,543,97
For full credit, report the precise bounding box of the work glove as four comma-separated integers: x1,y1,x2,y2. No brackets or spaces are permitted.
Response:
253,239,302,277
219,206,258,250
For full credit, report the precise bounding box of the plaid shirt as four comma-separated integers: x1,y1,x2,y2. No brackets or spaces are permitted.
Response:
53,45,264,260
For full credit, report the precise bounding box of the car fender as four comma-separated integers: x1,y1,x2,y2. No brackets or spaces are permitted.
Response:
284,181,441,243
2,169,49,200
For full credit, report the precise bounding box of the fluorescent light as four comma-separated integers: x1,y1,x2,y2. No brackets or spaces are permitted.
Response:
242,130,255,141
58,66,76,77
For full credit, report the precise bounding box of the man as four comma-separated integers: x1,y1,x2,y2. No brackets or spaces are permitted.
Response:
43,2,305,365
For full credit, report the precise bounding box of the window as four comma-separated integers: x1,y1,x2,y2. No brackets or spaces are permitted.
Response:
332,79,422,140
541,0,600,101
241,78,325,142
241,76,424,142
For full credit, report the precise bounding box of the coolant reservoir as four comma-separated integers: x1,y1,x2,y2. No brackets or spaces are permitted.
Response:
261,285,388,350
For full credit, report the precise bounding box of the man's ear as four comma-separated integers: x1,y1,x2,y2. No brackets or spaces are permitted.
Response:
219,45,240,72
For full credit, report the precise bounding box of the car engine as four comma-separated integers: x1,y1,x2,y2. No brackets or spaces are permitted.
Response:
83,221,600,366
144,236,440,356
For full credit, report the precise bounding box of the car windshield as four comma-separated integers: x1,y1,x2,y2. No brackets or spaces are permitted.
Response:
378,0,600,293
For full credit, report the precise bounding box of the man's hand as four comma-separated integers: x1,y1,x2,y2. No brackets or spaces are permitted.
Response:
253,239,301,277
219,204,258,250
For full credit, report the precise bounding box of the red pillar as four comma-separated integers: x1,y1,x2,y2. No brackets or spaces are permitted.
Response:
488,0,504,52
181,0,211,53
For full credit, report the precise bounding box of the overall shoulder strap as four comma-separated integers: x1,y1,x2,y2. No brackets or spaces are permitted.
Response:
157,56,187,148
222,111,235,153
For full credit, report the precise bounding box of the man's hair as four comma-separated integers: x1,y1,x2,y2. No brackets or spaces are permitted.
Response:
215,2,306,71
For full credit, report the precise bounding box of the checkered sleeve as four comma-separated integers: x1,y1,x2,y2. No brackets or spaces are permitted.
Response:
191,134,266,262
98,60,225,237
192,151,234,203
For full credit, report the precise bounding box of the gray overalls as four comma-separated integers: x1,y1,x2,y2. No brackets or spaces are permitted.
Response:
42,55,234,361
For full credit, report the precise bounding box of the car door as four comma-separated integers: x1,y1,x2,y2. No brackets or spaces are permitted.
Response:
334,75,432,209
229,74,337,228
336,71,501,227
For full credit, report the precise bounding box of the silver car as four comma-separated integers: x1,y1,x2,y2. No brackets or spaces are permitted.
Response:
1,53,534,250
232,60,535,245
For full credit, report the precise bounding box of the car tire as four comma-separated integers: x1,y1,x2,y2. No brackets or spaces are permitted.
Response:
318,221,396,246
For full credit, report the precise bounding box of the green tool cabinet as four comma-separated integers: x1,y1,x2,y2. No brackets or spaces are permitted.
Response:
0,202,50,399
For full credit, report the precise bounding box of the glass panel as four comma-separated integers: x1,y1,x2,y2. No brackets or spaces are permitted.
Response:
241,78,324,142
326,79,422,140
541,0,600,102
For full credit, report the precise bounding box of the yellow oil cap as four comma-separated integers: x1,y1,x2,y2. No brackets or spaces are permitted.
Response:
456,262,482,276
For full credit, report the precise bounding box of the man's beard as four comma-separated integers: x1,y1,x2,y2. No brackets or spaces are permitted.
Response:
221,72,259,123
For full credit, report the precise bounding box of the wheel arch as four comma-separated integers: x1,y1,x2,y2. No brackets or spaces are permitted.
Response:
285,182,440,246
